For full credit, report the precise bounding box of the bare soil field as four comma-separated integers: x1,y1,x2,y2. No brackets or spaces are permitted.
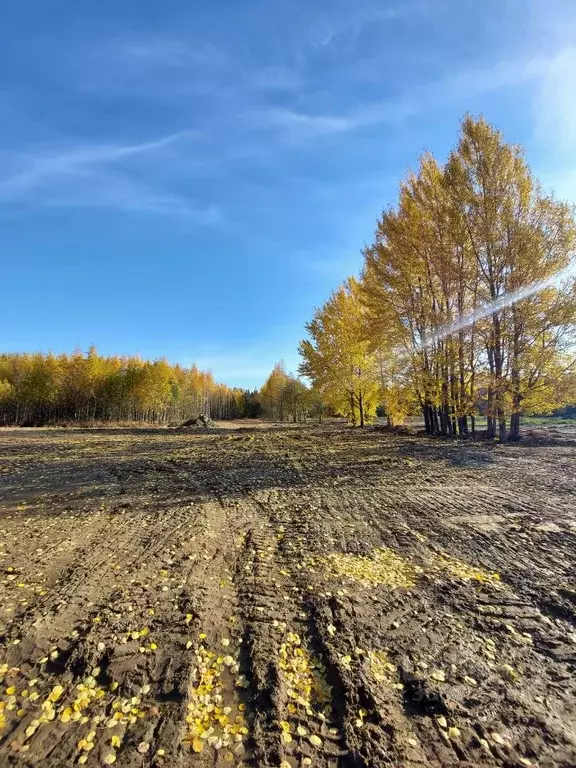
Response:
0,424,575,768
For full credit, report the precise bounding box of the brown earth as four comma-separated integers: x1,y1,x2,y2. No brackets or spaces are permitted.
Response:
0,424,575,768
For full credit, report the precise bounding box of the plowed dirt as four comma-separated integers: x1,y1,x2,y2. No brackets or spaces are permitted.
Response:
0,425,575,768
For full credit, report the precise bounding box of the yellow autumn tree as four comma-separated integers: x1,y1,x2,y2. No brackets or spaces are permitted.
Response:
299,277,380,426
260,362,309,422
0,350,254,425
359,115,576,439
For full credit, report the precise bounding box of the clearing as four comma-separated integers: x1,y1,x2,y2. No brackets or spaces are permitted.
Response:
0,424,575,767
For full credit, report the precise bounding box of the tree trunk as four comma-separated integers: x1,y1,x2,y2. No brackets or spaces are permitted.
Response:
493,314,507,442
432,406,440,435
509,307,522,442
498,408,508,443
486,345,496,439
423,403,432,435
509,409,521,441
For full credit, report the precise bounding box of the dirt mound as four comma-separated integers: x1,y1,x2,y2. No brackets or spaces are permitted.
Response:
179,414,214,428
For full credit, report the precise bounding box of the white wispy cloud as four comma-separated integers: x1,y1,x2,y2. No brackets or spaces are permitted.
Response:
258,53,554,143
263,108,355,138
44,169,221,223
252,67,302,93
0,131,220,222
0,132,190,200
120,39,228,69
305,1,427,52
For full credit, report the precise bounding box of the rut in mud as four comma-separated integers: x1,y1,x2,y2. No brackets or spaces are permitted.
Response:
0,424,576,767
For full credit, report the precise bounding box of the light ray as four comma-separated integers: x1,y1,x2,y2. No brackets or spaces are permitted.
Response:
420,263,576,350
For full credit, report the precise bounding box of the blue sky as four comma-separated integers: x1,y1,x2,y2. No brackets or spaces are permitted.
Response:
2,0,576,388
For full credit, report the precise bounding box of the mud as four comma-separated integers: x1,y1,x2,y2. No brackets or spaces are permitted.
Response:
0,425,575,767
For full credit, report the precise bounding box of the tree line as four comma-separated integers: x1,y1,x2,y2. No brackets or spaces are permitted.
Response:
299,116,576,440
259,362,321,422
0,349,260,425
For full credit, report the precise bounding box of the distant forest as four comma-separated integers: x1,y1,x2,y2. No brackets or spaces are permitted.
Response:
0,348,323,426
0,350,261,425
